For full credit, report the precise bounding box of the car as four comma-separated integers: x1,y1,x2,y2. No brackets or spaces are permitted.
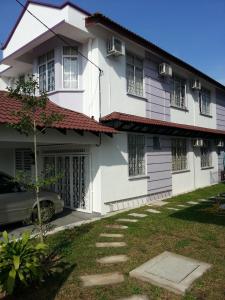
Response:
0,171,64,225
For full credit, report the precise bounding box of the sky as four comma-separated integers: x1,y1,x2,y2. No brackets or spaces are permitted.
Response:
0,0,225,84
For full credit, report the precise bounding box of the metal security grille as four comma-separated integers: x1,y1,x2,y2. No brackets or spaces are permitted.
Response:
199,88,211,116
172,139,187,171
15,149,33,173
171,75,186,109
201,140,212,168
72,156,86,209
126,53,143,97
128,135,145,177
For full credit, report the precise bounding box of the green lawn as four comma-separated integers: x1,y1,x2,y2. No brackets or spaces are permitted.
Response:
12,184,225,300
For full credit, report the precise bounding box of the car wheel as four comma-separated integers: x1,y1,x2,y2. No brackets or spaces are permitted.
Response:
32,201,55,223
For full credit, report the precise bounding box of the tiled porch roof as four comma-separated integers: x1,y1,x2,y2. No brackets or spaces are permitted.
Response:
0,91,116,134
101,112,225,138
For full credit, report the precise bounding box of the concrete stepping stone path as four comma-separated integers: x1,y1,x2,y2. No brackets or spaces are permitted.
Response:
187,201,198,205
117,218,138,223
97,254,128,264
166,207,180,211
198,199,209,202
128,213,147,218
177,205,188,208
100,233,124,238
146,208,161,214
105,224,128,229
80,272,124,287
148,201,168,207
118,296,149,300
96,242,127,248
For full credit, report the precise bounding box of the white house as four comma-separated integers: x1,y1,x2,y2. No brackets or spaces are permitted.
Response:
0,0,225,215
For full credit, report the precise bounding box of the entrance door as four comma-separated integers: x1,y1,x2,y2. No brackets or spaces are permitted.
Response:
43,154,90,212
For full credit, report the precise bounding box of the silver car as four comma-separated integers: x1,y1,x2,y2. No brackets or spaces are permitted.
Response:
0,172,64,225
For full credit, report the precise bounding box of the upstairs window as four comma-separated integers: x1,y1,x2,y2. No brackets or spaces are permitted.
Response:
171,75,186,109
199,88,211,116
172,139,187,172
38,50,55,92
126,53,143,97
63,46,78,89
201,140,212,168
128,134,145,177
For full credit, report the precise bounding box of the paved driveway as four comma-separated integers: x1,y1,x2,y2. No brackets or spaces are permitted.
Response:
1,209,100,238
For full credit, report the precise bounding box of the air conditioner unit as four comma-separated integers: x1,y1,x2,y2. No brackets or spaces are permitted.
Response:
193,139,203,147
107,36,124,57
192,79,201,90
159,63,172,77
216,140,224,147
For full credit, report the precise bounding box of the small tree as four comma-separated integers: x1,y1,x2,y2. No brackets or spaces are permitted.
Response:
8,76,63,242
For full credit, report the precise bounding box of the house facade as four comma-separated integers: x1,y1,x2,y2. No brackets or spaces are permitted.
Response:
0,0,225,215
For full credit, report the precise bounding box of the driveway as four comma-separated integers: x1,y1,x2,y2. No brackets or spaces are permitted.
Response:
0,209,101,238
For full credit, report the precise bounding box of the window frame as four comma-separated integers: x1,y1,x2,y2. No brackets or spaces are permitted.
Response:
126,52,144,98
38,50,55,93
171,138,188,172
171,74,187,110
200,140,212,168
199,88,211,116
62,46,79,90
128,134,146,177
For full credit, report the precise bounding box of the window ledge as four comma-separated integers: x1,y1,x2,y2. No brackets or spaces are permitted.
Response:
171,105,189,112
200,113,212,118
129,175,149,180
47,89,85,95
201,166,214,170
127,93,148,101
172,169,190,174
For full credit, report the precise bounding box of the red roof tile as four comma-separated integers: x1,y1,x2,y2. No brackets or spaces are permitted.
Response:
0,91,116,134
101,112,225,137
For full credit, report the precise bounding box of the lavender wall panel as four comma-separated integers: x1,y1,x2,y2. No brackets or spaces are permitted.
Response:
216,89,225,130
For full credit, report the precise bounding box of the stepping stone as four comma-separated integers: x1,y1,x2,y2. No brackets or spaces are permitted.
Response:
100,233,124,238
146,209,160,214
80,272,124,287
177,205,188,208
148,201,168,207
198,199,208,202
118,296,149,300
187,201,198,205
96,242,126,248
97,255,128,264
128,213,147,218
117,218,138,223
105,224,128,229
129,251,211,295
166,208,180,211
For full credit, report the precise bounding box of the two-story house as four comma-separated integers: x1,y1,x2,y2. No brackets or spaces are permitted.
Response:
0,0,225,216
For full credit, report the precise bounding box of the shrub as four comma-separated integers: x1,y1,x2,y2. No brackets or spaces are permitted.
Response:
0,231,47,295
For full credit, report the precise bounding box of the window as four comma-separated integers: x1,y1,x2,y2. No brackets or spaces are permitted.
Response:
199,88,211,116
15,149,33,173
201,140,212,168
171,75,186,109
126,53,143,97
153,136,161,150
38,50,55,92
63,46,78,89
128,135,145,177
0,173,21,194
172,139,187,172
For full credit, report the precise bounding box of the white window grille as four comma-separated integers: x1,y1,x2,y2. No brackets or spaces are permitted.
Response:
63,46,78,89
172,139,187,171
171,75,186,109
38,50,55,92
199,88,211,116
126,53,143,97
15,149,33,173
128,134,145,176
201,140,212,168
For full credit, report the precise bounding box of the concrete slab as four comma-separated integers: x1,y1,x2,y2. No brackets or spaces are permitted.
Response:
97,255,128,264
148,201,168,207
118,295,149,300
166,208,180,211
117,218,138,223
146,209,161,214
129,251,211,295
128,213,147,218
198,199,209,202
100,233,124,238
96,242,127,248
187,201,198,205
105,224,128,229
80,272,124,287
177,205,188,208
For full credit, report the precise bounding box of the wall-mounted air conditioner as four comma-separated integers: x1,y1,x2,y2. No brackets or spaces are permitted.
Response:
216,140,224,147
193,139,203,147
107,36,125,57
192,79,201,90
159,63,172,77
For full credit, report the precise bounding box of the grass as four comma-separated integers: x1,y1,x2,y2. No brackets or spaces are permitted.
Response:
9,183,225,300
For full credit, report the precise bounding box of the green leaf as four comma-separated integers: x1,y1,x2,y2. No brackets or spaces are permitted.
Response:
6,268,16,295
2,231,9,243
13,256,20,270
35,243,47,251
